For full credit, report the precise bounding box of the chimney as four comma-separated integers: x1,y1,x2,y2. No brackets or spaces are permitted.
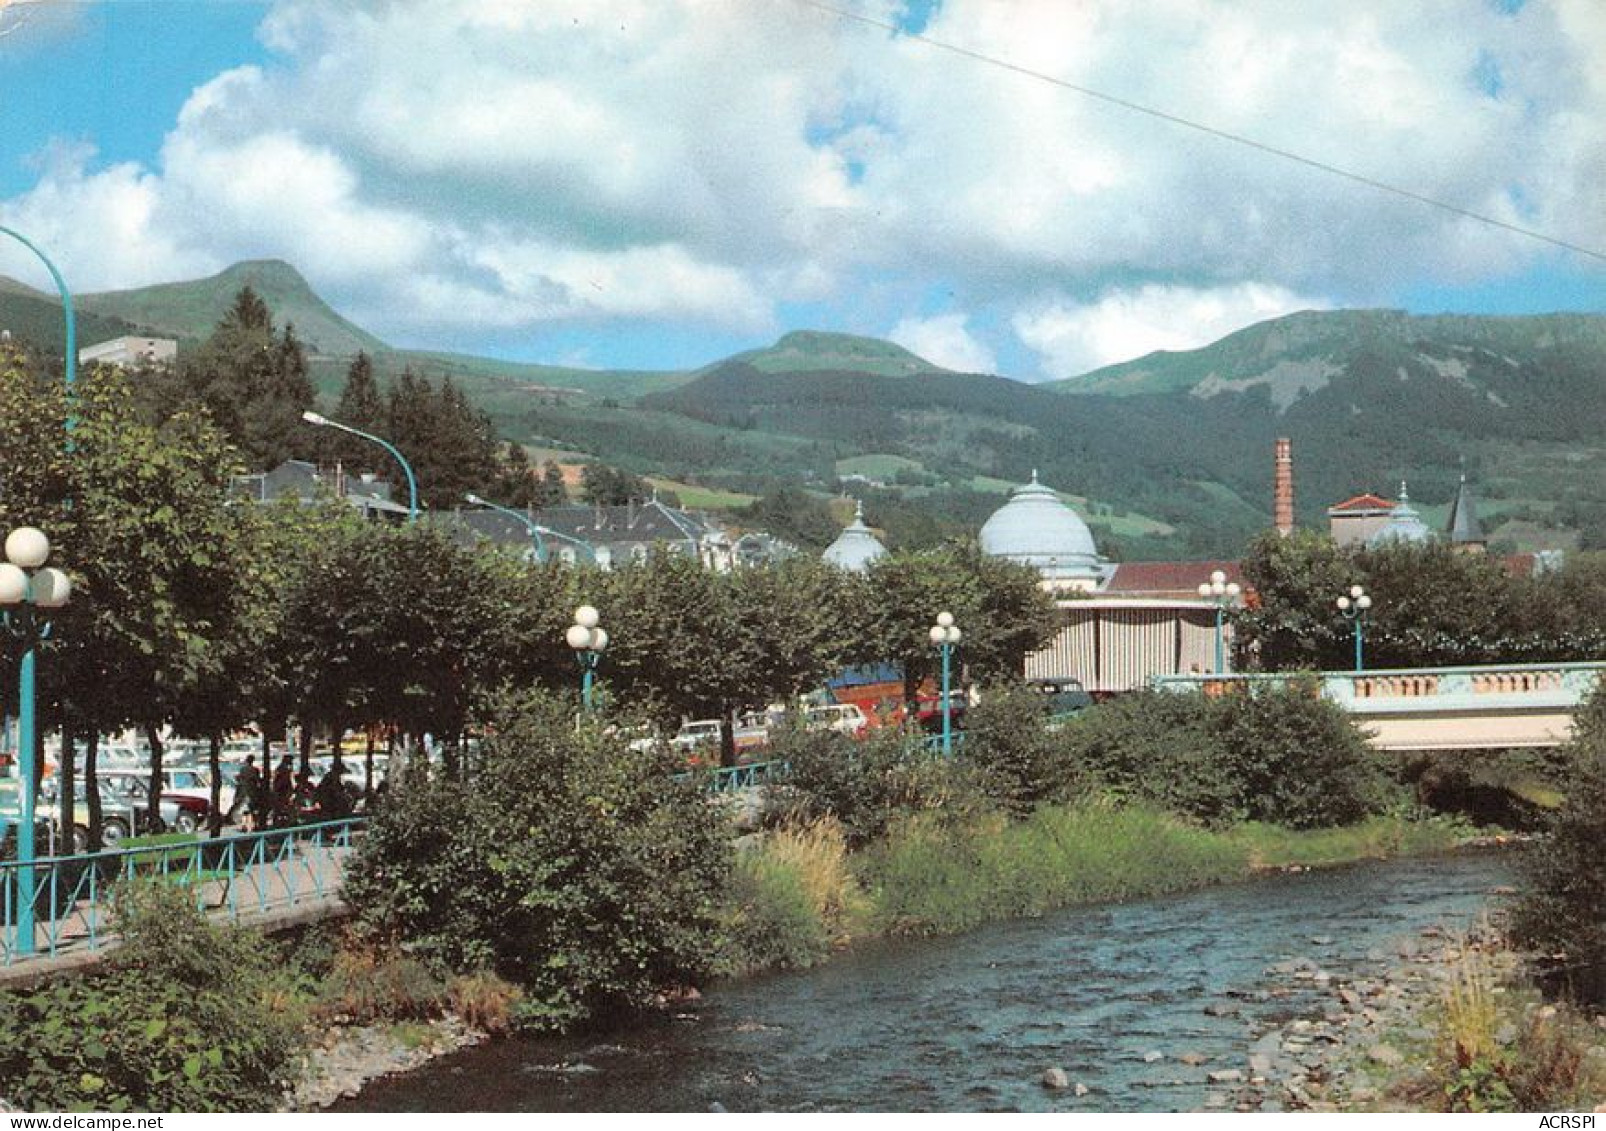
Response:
1274,437,1294,536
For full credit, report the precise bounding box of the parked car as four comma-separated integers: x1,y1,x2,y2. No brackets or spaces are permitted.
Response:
1036,679,1094,729
670,719,723,755
733,711,782,755
804,703,869,737
34,784,141,850
92,771,198,833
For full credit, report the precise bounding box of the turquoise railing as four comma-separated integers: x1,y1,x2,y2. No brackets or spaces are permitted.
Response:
0,817,365,966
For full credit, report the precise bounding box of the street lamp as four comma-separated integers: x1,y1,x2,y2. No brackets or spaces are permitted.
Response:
566,605,608,710
1197,569,1242,673
301,411,419,522
0,226,75,425
928,611,962,756
0,527,72,957
1336,585,1373,673
465,494,546,563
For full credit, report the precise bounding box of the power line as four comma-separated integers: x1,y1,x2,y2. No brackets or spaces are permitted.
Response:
791,0,1606,265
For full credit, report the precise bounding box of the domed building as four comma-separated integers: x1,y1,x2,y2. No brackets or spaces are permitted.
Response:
979,472,1109,592
1368,483,1435,548
822,501,888,572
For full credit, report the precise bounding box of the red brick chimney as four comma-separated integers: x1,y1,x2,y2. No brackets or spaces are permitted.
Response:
1274,437,1294,536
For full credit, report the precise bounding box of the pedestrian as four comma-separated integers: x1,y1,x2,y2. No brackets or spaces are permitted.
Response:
228,755,261,830
270,754,295,827
314,757,353,819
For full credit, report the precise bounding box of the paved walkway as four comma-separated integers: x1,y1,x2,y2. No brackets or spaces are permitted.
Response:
1,832,358,983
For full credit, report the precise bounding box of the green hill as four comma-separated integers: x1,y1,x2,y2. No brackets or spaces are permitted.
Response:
714,329,949,377
0,283,151,355
76,260,388,357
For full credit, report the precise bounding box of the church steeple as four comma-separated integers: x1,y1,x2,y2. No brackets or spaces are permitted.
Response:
1445,473,1486,553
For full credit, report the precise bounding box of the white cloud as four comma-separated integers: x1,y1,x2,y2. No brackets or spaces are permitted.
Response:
889,312,997,373
1014,283,1330,379
0,0,1602,356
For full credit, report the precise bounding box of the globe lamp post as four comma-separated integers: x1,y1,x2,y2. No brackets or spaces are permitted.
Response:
566,605,608,710
301,411,419,522
928,611,962,756
0,527,72,957
1196,570,1242,673
1336,585,1373,673
465,493,546,563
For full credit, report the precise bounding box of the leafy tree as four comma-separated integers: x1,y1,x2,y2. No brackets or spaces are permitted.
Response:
344,693,731,1031
581,463,652,506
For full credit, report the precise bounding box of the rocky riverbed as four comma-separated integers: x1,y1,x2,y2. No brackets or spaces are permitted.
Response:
285,1015,489,1111
1182,916,1605,1112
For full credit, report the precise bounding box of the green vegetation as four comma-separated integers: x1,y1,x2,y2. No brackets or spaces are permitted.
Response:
1509,685,1606,996
0,882,302,1112
343,693,732,1033
1236,530,1606,671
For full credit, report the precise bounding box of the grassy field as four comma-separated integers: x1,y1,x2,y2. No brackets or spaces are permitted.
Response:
647,478,757,510
835,453,926,479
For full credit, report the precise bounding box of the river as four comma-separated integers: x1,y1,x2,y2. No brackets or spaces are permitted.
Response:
340,850,1515,1112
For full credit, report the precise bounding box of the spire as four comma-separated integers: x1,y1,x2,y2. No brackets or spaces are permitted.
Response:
1445,472,1486,549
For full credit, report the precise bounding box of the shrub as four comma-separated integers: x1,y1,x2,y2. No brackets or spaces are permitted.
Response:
770,720,991,846
960,681,1077,813
718,819,865,975
1058,684,1386,828
0,881,301,1112
344,691,732,1033
1509,686,1606,994
1215,680,1389,828
446,971,524,1035
313,941,448,1025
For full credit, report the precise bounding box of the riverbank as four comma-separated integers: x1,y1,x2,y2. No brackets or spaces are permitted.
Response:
721,804,1475,970
338,848,1520,1112
313,808,1481,1110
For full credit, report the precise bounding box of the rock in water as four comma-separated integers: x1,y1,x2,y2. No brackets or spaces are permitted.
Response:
1143,1050,1164,1063
1042,1068,1070,1090
1074,1082,1091,1097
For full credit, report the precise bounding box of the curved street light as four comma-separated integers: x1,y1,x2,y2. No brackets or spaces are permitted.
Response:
0,526,72,957
301,411,418,522
1336,585,1374,673
928,611,962,756
566,605,609,710
0,226,75,430
1197,569,1242,673
465,494,547,563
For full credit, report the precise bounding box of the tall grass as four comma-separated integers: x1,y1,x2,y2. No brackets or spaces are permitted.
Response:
717,819,865,976
859,802,1248,937
1229,814,1470,870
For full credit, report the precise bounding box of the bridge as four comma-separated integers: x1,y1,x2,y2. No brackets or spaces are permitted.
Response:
0,818,361,978
1153,661,1606,752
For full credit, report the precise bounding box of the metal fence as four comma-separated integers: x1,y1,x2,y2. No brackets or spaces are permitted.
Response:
0,817,365,966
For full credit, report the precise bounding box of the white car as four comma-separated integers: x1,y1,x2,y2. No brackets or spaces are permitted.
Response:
670,720,724,752
804,703,869,737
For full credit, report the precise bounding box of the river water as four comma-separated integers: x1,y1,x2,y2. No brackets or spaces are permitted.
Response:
341,850,1515,1113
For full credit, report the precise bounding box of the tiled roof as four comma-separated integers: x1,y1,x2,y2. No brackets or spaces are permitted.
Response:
1105,560,1245,596
1327,493,1396,513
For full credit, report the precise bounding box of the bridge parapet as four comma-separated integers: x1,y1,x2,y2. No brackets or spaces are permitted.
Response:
1153,662,1606,750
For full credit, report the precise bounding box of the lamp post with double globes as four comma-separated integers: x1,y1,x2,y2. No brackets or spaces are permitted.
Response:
1336,585,1373,673
1197,569,1242,674
566,605,609,710
0,527,72,957
928,611,962,756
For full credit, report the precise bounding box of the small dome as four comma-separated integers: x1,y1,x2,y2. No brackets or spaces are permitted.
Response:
979,472,1103,580
1369,482,1435,547
822,502,887,572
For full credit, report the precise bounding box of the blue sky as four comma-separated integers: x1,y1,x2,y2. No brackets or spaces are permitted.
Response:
0,0,1601,378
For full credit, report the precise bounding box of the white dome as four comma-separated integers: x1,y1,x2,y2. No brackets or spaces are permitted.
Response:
1369,482,1436,548
979,473,1103,579
822,502,887,572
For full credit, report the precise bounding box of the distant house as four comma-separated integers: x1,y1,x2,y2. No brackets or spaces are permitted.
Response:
79,336,177,368
1327,493,1398,548
436,498,793,570
231,460,410,521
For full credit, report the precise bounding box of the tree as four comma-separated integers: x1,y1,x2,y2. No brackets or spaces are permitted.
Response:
581,463,651,506
325,352,385,472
